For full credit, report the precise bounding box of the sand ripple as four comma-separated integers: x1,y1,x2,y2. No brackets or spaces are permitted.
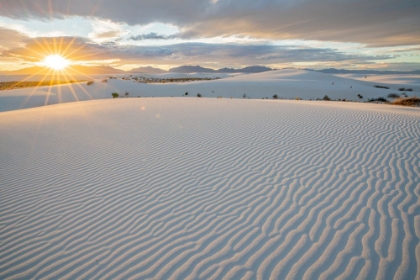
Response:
0,99,419,279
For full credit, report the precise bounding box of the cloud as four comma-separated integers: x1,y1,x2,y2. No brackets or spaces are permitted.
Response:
0,36,111,63
130,32,176,41
2,35,393,70
0,0,419,46
0,27,28,50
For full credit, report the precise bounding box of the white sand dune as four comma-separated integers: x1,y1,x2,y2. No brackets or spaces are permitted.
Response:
1,70,419,112
336,74,420,90
0,99,419,279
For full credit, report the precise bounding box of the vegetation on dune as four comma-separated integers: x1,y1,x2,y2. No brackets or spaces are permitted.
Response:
112,92,119,98
124,76,221,84
374,85,390,89
398,87,413,92
387,93,400,99
368,97,388,103
0,80,85,91
87,81,95,86
392,96,420,106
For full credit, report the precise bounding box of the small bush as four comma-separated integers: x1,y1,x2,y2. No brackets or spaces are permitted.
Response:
357,94,363,99
112,93,119,98
273,94,278,99
368,97,388,103
323,95,331,101
185,92,188,96
243,94,247,98
398,87,412,92
295,97,301,100
197,93,202,97
387,93,400,99
87,81,94,86
102,79,108,83
392,96,420,106
125,92,129,97
374,85,390,89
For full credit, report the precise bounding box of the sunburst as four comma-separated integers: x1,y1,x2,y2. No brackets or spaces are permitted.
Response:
14,36,108,109
42,54,69,70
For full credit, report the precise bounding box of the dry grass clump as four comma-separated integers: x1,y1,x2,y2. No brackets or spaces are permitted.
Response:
0,80,83,91
392,96,420,107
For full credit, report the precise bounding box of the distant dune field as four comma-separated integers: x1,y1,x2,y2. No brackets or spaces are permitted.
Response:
1,98,419,279
1,70,419,112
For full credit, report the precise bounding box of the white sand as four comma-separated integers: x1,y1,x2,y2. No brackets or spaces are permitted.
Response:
1,70,419,112
0,98,419,279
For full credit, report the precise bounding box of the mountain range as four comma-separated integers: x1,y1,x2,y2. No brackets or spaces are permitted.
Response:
1,65,419,75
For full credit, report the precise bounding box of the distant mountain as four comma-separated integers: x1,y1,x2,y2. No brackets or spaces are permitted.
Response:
238,66,273,73
0,65,124,76
129,66,167,74
168,65,274,73
169,65,216,73
312,68,420,75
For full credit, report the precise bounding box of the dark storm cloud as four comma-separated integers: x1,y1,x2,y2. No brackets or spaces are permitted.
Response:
0,0,419,46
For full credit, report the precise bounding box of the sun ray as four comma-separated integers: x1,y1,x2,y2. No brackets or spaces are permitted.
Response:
60,37,77,57
20,68,54,110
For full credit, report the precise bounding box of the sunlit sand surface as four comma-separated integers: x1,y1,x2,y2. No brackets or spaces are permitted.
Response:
1,98,419,279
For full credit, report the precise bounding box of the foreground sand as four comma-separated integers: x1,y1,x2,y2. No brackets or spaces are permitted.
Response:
0,99,419,279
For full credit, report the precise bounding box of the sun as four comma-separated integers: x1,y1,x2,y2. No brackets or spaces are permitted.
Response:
42,55,69,70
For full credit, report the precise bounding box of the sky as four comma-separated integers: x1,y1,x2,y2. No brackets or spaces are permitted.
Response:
0,0,419,72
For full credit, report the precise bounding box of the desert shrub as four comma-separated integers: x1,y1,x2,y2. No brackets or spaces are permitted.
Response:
87,81,94,86
197,93,202,97
323,95,331,101
392,96,420,106
368,97,388,103
374,85,390,89
125,92,129,97
102,79,108,82
185,92,188,96
243,94,247,98
357,94,363,99
398,87,405,91
406,88,413,92
295,97,301,100
112,93,119,98
387,93,400,99
273,94,278,99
